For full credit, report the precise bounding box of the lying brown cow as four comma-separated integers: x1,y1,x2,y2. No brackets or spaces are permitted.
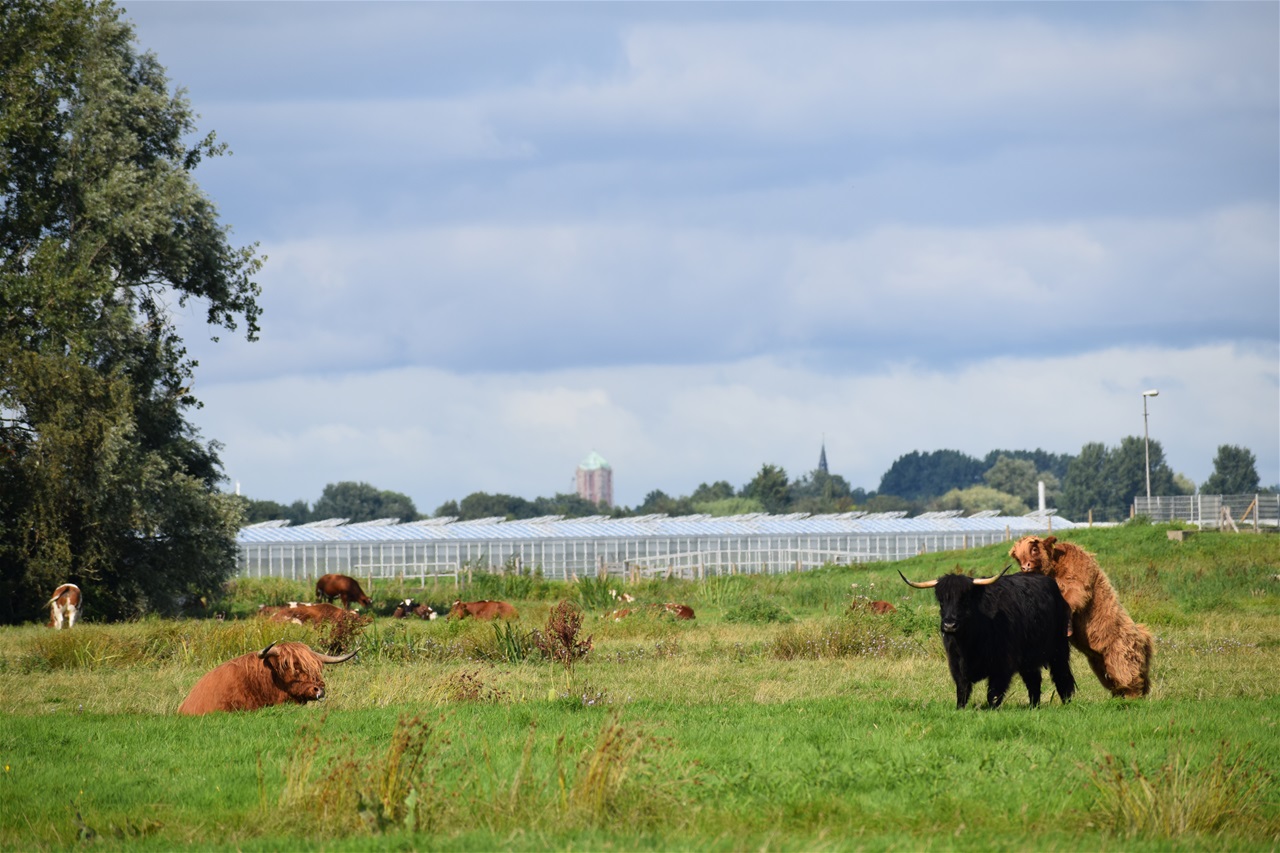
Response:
869,600,897,614
267,602,353,626
48,583,82,629
448,599,518,620
177,641,357,715
315,574,372,609
661,602,695,620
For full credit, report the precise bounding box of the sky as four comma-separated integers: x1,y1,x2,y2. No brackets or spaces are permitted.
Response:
122,1,1279,513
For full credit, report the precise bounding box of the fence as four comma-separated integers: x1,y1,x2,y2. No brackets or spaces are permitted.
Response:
1132,494,1279,530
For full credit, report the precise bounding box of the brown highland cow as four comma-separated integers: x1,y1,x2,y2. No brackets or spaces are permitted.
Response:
1009,535,1153,698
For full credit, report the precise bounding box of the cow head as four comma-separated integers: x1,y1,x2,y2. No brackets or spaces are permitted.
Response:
448,599,465,619
899,568,1007,634
1009,535,1061,574
258,641,357,704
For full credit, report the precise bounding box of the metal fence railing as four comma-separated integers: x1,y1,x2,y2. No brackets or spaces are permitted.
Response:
1133,494,1279,530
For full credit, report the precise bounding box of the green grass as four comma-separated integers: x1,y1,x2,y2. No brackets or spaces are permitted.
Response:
1,525,1278,850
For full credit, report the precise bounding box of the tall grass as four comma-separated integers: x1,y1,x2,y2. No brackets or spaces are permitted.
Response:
1088,739,1275,838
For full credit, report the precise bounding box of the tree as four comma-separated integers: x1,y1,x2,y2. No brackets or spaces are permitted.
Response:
982,448,1073,483
878,450,985,501
932,486,1028,516
0,1,263,622
311,481,418,523
741,464,790,514
1106,436,1175,514
1059,442,1115,522
690,481,735,504
983,455,1060,509
237,497,310,526
1202,445,1260,495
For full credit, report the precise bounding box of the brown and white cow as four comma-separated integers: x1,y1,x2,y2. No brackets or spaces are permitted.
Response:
661,602,695,620
315,574,373,610
48,583,81,629
267,602,353,627
177,640,357,715
393,599,437,620
448,599,519,621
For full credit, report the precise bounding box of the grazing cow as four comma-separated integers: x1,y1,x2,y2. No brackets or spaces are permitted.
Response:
177,641,357,715
392,599,437,620
267,602,353,627
315,574,373,610
899,568,1075,709
448,599,519,621
1010,535,1154,698
868,600,897,615
48,583,81,629
607,608,633,621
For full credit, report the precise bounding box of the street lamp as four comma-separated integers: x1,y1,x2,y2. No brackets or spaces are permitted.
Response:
1142,390,1159,499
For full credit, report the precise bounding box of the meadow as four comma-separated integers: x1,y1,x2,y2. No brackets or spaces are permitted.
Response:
1,524,1277,851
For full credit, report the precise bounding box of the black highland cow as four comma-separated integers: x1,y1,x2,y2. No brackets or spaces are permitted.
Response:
899,567,1076,709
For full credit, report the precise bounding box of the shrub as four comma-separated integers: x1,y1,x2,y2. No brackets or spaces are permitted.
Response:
722,594,793,624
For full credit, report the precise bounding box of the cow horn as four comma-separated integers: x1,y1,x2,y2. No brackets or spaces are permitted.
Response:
898,570,937,589
973,565,1012,586
312,647,358,664
257,640,279,659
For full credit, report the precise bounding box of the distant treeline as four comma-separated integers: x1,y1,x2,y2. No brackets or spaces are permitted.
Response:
236,442,1268,527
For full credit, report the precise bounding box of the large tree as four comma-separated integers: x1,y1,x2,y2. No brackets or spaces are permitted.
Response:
0,0,262,622
311,481,419,523
878,449,985,501
1201,445,1261,495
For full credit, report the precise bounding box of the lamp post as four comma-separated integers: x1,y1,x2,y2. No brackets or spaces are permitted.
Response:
1142,389,1159,499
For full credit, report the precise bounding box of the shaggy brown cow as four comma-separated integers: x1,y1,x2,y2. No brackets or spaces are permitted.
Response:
176,641,357,715
315,574,373,609
1010,535,1153,698
48,583,81,629
448,599,519,620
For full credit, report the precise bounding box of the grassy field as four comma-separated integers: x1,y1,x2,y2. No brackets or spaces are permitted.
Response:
1,524,1277,850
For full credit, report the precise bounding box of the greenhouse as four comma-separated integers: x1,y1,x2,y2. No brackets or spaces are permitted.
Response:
235,510,1075,584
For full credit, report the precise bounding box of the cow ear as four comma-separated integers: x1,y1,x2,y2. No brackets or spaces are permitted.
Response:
1043,536,1057,550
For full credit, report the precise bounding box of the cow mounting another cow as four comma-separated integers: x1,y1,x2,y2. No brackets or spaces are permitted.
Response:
177,640,357,715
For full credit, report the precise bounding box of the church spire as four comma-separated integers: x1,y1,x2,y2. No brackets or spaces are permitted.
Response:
818,436,828,474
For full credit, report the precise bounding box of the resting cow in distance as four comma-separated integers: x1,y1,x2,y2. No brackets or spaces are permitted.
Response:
1010,535,1153,698
900,567,1075,709
177,641,357,715
448,599,519,620
315,574,373,610
48,583,81,629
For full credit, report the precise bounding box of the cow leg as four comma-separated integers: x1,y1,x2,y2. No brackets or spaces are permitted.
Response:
1019,667,1042,707
67,606,77,628
986,671,1012,709
50,606,63,630
1049,651,1076,704
948,654,972,709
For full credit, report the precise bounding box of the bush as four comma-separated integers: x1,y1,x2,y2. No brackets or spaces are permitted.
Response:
722,595,793,624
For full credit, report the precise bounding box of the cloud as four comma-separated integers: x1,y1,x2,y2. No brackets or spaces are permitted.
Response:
194,343,1279,513
178,203,1278,381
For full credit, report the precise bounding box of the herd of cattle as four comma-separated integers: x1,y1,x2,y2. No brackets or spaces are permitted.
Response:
43,536,1154,715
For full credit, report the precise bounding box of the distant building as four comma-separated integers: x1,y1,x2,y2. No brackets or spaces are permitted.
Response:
818,438,829,474
576,451,613,507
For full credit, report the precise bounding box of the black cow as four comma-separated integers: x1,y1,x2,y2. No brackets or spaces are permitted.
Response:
899,567,1075,709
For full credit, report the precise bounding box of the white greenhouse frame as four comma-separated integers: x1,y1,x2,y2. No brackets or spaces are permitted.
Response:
235,511,1074,584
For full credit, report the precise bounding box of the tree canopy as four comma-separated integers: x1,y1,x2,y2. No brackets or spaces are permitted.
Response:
0,0,262,622
1201,445,1261,495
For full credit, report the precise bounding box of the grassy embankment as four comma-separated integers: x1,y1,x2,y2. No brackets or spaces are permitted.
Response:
0,524,1277,850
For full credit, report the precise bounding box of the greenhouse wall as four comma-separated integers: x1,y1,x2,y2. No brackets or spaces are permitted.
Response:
235,512,1073,583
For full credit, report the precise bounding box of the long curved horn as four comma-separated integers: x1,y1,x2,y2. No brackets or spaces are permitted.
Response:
898,570,937,589
973,565,1012,586
257,640,279,659
312,647,358,664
